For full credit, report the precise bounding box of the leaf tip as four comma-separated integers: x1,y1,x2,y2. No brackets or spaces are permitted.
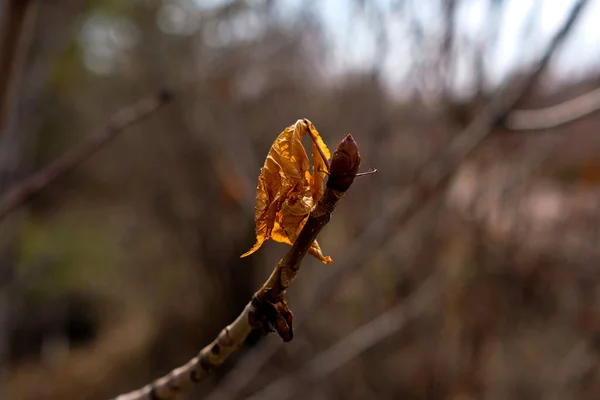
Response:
308,241,333,264
241,239,265,258
321,256,333,264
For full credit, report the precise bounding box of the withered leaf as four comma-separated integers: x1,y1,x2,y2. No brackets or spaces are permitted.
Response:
241,119,332,264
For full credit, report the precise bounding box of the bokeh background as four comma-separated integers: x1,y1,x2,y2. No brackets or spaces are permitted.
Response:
2,0,600,399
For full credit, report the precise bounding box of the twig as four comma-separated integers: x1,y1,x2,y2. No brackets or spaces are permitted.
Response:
0,90,172,220
112,134,364,400
505,85,600,130
246,274,442,400
205,2,589,398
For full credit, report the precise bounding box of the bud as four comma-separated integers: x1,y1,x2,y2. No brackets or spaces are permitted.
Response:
327,134,361,192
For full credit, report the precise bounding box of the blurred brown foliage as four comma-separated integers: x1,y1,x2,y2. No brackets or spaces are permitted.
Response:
2,1,600,399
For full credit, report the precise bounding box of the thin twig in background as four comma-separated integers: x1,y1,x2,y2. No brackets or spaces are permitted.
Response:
205,2,590,398
112,132,363,400
246,274,442,400
0,90,173,221
505,85,600,130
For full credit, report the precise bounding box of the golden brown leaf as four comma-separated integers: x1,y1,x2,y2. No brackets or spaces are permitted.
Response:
305,119,331,201
241,119,332,264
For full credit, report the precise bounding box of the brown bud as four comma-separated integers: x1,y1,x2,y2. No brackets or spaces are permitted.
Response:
273,302,294,342
327,134,361,192
249,293,294,342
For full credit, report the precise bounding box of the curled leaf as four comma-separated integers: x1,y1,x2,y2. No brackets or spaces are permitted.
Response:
241,119,332,264
305,119,331,201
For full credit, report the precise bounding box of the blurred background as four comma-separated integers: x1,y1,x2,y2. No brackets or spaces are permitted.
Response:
2,0,600,399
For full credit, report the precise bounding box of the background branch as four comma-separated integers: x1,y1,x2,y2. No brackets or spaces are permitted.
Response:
0,90,172,221
505,85,600,130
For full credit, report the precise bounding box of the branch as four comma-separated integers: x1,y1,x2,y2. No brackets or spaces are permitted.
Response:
112,135,364,400
205,2,590,398
504,85,600,130
0,90,172,221
246,275,442,400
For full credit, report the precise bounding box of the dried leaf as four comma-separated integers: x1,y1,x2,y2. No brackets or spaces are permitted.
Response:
241,119,332,264
306,119,331,201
